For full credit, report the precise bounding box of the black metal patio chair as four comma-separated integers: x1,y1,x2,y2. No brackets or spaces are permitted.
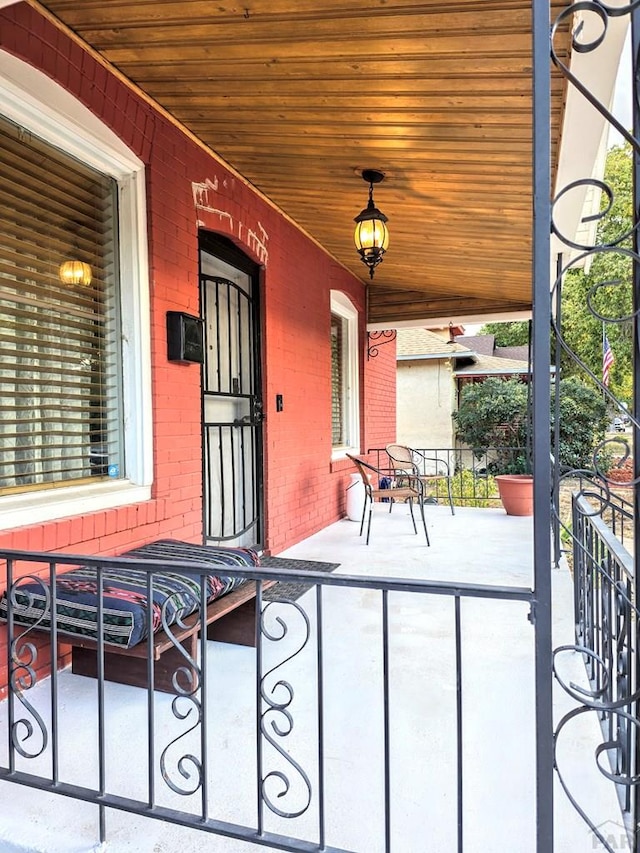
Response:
385,444,455,515
346,454,430,546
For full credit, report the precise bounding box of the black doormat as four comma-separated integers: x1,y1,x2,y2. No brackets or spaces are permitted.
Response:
260,556,340,602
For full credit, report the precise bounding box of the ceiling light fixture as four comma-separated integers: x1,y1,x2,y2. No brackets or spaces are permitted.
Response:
353,169,389,279
59,259,92,286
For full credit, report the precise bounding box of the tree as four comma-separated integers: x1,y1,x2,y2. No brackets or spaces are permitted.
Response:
453,378,528,450
453,378,529,472
550,378,609,470
478,321,530,347
454,376,607,471
560,143,633,404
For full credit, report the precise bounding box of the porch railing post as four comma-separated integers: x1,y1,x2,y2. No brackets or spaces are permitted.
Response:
631,4,640,848
552,253,564,567
533,0,554,850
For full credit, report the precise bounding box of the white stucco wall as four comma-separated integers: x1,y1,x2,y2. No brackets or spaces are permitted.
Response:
396,359,455,449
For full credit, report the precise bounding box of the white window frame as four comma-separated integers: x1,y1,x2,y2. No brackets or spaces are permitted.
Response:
330,291,360,459
0,50,152,529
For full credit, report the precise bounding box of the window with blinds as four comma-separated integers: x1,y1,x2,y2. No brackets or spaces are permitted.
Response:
331,313,346,447
0,113,123,495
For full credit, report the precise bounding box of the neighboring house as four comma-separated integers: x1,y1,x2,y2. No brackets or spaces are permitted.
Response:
452,333,531,400
455,334,529,366
396,329,530,449
396,329,473,449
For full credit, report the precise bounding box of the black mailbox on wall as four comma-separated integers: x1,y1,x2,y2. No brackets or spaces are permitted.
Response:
166,311,205,364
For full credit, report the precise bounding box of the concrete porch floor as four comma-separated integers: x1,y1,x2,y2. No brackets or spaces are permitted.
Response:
0,504,625,852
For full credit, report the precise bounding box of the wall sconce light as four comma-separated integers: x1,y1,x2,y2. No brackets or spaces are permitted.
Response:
353,169,389,279
59,259,92,286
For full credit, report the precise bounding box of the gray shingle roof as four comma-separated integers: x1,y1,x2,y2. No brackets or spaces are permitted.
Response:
397,328,472,359
496,345,529,361
453,353,530,376
454,334,495,356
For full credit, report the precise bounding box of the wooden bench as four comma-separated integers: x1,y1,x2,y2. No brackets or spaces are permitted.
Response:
0,539,275,694
66,578,275,693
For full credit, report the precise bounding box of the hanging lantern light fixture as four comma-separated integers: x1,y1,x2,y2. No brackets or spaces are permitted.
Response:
59,259,92,286
353,169,389,279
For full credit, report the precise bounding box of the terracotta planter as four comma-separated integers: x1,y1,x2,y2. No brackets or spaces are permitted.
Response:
495,474,534,516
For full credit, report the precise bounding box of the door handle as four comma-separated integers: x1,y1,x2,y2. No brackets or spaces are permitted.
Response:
252,400,266,423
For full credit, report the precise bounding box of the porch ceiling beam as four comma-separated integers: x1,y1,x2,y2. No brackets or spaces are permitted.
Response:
368,308,532,331
367,288,531,326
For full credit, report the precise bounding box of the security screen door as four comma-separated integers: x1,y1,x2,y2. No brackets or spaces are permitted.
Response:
199,232,264,548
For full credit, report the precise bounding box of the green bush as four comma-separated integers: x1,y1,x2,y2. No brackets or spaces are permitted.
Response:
449,468,500,508
550,377,609,470
454,376,608,473
453,378,530,473
453,377,528,451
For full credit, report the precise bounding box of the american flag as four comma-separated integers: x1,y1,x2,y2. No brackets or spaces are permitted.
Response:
603,334,615,387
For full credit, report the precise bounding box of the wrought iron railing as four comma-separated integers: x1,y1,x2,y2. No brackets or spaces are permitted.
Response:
601,488,634,549
552,471,634,568
549,0,640,844
0,547,535,852
367,446,528,508
563,493,638,849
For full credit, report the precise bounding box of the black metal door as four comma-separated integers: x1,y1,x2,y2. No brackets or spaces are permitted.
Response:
199,233,264,548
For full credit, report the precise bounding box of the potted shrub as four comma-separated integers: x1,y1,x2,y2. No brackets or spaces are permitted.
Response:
454,376,608,517
454,377,533,514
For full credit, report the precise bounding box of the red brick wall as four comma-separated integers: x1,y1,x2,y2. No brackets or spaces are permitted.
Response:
364,336,398,457
0,4,398,691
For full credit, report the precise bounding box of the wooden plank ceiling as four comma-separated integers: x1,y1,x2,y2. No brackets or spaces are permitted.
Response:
35,0,572,326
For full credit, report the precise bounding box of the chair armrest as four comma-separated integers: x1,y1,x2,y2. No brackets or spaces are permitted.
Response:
347,454,399,486
412,451,451,477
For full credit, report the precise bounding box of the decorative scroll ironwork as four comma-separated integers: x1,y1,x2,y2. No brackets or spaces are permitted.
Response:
0,546,537,851
366,330,397,360
551,2,640,155
554,498,640,851
8,576,49,760
550,3,640,847
259,599,313,819
159,585,204,797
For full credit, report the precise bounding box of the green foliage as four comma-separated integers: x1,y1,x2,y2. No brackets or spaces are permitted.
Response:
560,143,633,404
453,375,608,472
453,377,529,450
449,468,500,508
478,321,530,347
559,518,572,546
550,378,609,469
487,452,531,476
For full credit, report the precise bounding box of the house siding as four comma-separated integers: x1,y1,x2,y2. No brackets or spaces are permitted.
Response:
397,359,456,449
0,4,396,692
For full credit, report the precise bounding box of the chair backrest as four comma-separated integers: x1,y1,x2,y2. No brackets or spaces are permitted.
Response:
386,444,413,466
386,444,419,479
347,453,422,499
387,444,451,477
346,454,375,495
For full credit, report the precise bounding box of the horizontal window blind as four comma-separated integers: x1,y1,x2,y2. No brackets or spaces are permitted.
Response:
0,113,123,494
331,314,345,447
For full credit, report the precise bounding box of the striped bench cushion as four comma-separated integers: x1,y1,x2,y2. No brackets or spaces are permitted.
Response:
0,539,260,649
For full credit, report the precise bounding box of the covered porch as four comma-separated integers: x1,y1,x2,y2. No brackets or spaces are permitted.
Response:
0,504,622,852
0,1,637,850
